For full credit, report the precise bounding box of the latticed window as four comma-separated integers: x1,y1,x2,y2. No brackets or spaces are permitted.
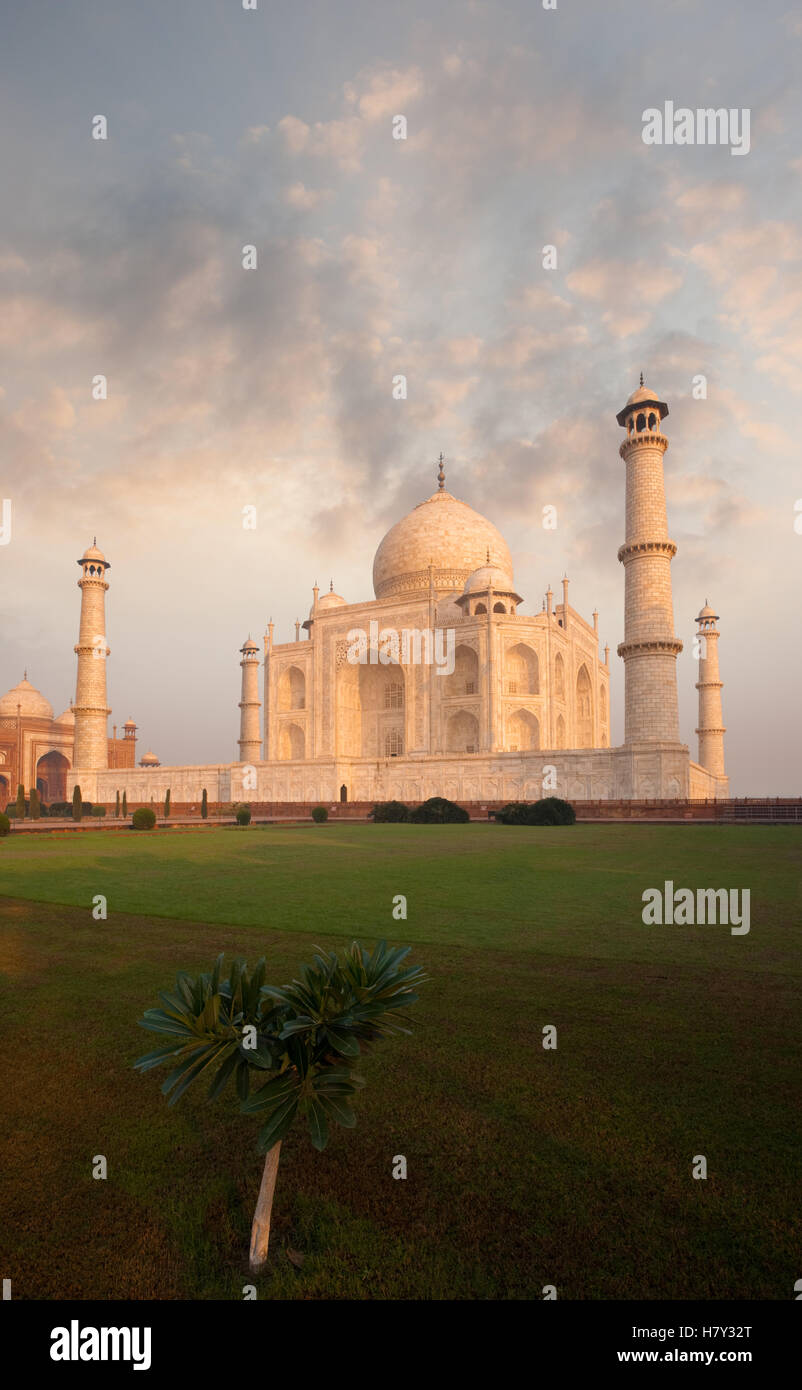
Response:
507,680,518,694
384,682,404,709
465,681,475,695
466,744,476,754
385,728,403,757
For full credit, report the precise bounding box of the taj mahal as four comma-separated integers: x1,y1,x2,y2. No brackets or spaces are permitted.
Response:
1,380,729,811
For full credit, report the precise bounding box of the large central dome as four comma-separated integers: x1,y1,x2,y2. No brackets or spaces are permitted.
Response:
373,489,513,600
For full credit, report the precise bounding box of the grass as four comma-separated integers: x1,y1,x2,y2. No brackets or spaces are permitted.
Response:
0,823,800,1300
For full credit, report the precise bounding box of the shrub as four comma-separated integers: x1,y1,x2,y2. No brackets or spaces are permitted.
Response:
16,784,25,820
495,797,576,826
115,790,120,818
48,801,71,818
132,806,156,831
91,804,107,818
72,785,82,822
311,805,328,823
235,804,251,825
201,788,208,819
372,800,410,823
0,812,10,837
164,789,171,819
411,796,469,824
30,788,41,821
122,790,128,818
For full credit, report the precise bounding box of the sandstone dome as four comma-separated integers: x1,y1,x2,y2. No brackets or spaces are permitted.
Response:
55,707,75,725
0,677,54,720
373,490,513,600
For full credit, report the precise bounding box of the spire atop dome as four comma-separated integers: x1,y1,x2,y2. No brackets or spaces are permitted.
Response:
437,453,445,491
639,371,644,387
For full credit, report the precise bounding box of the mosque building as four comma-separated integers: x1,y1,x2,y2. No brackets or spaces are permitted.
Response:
1,381,729,810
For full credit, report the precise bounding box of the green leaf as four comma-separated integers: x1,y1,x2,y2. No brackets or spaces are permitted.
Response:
256,1096,299,1152
317,1092,356,1128
206,1047,240,1101
133,1043,186,1072
305,1098,329,1151
323,1027,361,1057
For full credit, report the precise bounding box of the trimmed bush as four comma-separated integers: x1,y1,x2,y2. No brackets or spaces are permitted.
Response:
48,801,71,817
372,800,410,823
201,788,208,820
411,796,469,824
164,789,171,819
30,788,41,821
132,806,156,831
16,784,25,820
311,806,328,823
495,797,576,826
72,785,82,822
0,812,10,837
90,804,106,818
115,790,120,818
235,804,251,826
122,791,128,818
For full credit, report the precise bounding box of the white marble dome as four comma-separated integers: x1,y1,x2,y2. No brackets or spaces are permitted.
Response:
373,490,512,600
0,677,54,720
463,562,515,593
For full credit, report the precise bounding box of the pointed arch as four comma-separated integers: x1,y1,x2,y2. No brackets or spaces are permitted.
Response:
506,643,539,696
576,664,593,747
507,708,540,752
279,723,305,760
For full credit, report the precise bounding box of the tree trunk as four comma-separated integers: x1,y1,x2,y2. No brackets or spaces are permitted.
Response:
249,1142,282,1272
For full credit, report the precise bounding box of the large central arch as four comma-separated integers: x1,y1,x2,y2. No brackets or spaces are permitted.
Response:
36,750,70,802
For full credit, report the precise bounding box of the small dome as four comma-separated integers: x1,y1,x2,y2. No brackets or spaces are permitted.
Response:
123,716,137,729
624,384,656,408
464,563,515,593
373,490,513,600
317,591,347,610
139,750,160,767
696,601,718,621
0,677,54,720
55,707,75,725
80,541,106,563
240,637,260,653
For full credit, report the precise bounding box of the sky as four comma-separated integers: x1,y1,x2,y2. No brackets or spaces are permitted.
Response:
1,0,800,793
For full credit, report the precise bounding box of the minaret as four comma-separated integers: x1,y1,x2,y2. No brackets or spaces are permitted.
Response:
615,378,683,743
73,540,111,768
238,637,262,762
694,602,726,776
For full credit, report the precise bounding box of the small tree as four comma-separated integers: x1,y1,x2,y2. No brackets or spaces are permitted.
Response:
135,943,426,1272
201,788,208,819
132,806,156,831
311,805,328,823
411,796,469,824
0,812,11,837
164,789,171,819
115,790,121,818
16,784,25,820
30,787,41,821
122,790,128,818
372,800,409,823
72,785,82,822
235,804,251,825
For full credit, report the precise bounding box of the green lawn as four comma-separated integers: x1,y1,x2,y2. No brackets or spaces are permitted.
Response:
1,823,800,1300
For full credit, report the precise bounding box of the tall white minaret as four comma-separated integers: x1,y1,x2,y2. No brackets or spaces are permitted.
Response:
238,637,262,762
615,378,683,744
73,540,111,768
694,602,726,777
